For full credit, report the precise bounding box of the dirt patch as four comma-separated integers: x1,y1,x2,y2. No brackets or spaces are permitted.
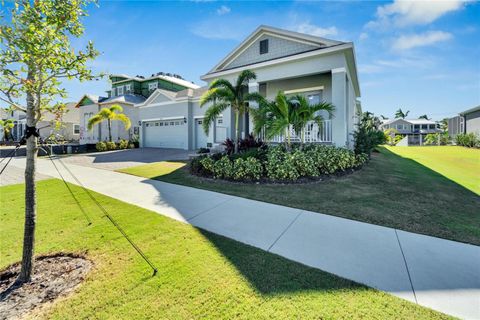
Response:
0,253,92,320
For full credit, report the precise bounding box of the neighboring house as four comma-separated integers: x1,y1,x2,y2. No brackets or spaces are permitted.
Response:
448,105,480,137
138,25,361,150
76,74,200,144
37,102,80,142
380,118,440,145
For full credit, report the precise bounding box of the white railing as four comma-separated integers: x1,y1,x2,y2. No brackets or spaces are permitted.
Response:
263,120,332,143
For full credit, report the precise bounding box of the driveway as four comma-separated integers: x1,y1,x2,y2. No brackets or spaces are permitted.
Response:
5,155,480,319
57,148,191,171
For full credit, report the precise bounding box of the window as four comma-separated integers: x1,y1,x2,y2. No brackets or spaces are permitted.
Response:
421,124,428,129
111,88,116,96
170,121,174,126
148,82,158,91
73,124,80,134
397,124,404,130
155,122,159,126
217,118,223,125
159,122,164,126
125,84,132,94
307,93,321,105
429,124,435,130
117,86,124,95
259,39,269,54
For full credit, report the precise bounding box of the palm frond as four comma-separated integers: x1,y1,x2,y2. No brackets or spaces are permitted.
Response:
109,104,123,113
202,102,229,135
113,113,131,130
98,108,112,119
209,78,235,94
235,70,256,92
87,114,104,131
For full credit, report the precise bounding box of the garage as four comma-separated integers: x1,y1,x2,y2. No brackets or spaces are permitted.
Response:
143,118,186,149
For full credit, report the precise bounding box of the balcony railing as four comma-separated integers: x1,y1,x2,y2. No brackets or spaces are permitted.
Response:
262,120,332,143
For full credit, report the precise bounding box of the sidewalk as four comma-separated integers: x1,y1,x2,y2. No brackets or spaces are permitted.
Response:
7,157,480,319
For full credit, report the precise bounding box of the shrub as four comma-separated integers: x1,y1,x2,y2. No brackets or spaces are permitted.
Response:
229,147,268,162
354,113,386,155
105,141,117,151
117,139,129,149
291,149,319,177
232,157,263,181
212,156,234,179
128,143,135,149
197,147,210,154
96,141,107,152
384,129,403,146
455,133,479,148
222,134,266,155
265,146,300,181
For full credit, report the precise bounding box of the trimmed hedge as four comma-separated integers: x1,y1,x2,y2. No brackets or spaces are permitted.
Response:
191,144,368,182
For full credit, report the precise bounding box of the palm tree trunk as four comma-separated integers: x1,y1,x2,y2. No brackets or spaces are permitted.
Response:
108,119,112,142
234,111,239,154
17,70,37,284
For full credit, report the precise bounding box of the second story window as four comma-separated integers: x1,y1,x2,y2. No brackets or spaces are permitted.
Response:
117,86,124,95
260,39,269,54
148,82,158,91
125,84,132,94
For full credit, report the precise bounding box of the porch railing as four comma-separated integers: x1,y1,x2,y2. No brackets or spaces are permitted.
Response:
262,120,332,143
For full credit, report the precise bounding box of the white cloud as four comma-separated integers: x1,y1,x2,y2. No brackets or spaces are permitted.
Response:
392,30,453,50
359,32,369,41
216,5,231,15
293,22,338,37
367,0,468,28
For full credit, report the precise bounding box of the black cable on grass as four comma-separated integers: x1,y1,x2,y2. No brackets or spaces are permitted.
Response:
39,146,92,226
54,154,158,276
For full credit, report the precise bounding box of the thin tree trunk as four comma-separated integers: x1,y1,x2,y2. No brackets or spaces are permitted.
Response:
108,119,112,142
17,70,38,284
234,111,239,154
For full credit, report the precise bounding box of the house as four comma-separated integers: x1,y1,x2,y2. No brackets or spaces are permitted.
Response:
1,103,80,142
76,73,200,144
137,25,361,150
380,118,440,145
448,105,480,137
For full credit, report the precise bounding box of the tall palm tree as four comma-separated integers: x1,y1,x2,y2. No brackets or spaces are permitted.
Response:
0,119,14,141
418,114,430,120
289,94,334,144
87,104,131,142
395,108,410,119
200,70,264,153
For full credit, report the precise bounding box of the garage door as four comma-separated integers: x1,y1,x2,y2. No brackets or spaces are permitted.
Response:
144,119,186,149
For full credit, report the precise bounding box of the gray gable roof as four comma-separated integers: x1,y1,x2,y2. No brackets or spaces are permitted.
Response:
99,94,146,105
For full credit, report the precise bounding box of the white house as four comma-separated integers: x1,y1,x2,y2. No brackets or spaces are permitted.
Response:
78,25,362,150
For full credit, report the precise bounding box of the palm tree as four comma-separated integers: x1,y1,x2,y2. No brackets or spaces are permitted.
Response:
200,70,264,154
380,115,389,120
289,94,334,144
418,114,430,120
395,108,410,119
251,92,295,148
0,119,14,141
87,104,131,142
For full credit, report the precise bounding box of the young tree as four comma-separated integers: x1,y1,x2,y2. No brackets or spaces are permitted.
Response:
87,105,131,142
394,108,410,119
418,114,431,120
200,70,264,153
0,0,100,284
0,118,15,141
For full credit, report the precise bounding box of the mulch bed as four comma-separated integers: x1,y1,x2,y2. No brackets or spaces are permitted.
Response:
0,253,92,320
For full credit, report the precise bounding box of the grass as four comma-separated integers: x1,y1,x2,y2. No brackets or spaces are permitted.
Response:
0,179,450,319
384,146,480,194
117,146,480,246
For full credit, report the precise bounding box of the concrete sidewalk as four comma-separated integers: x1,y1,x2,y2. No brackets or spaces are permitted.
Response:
7,157,480,319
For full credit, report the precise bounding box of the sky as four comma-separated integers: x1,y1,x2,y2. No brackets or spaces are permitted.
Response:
15,0,480,120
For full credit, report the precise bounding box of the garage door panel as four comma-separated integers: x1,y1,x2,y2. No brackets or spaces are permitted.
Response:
144,119,186,149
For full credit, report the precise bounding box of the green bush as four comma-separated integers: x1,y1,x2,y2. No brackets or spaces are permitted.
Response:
354,112,386,155
96,141,107,152
105,141,117,151
384,129,403,146
128,143,135,149
232,157,263,181
117,139,129,149
192,144,367,182
455,133,479,148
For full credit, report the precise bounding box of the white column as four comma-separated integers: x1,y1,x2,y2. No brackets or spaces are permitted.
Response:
247,82,259,137
331,68,348,147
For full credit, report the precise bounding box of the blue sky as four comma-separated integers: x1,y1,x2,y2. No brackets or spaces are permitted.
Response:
63,0,479,120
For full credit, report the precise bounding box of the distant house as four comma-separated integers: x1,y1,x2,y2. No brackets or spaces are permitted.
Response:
380,118,440,145
76,74,199,145
448,105,480,137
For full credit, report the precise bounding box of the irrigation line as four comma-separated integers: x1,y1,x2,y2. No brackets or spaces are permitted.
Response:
55,155,158,276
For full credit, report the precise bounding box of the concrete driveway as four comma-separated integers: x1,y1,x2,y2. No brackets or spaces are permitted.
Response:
57,148,191,171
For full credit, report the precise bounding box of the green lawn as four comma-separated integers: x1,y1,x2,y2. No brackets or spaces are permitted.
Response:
0,180,449,319
384,146,480,195
118,146,480,245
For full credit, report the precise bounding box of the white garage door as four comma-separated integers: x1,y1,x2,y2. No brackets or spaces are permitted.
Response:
144,119,186,149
